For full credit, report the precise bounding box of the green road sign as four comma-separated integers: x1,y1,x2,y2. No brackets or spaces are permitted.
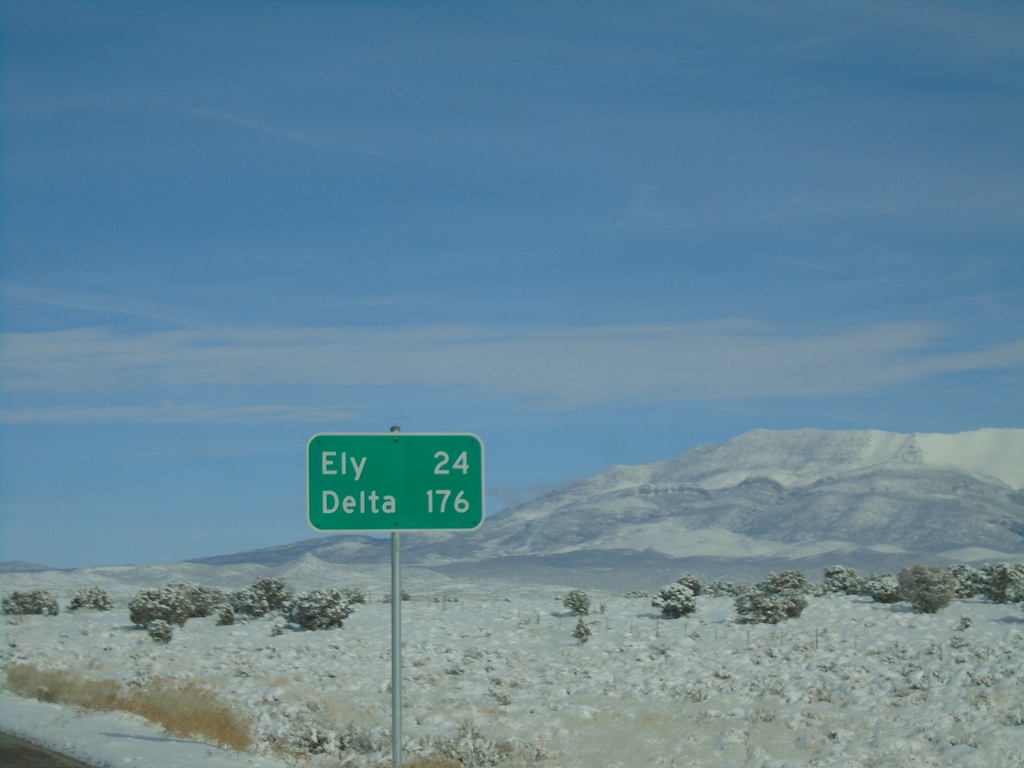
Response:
307,433,485,531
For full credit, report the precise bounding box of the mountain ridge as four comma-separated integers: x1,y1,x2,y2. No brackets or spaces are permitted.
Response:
373,427,1024,570
625,427,1024,490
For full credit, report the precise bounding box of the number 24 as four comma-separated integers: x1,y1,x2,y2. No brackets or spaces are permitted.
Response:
434,450,469,475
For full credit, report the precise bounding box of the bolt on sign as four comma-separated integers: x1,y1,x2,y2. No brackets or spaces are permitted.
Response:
307,433,484,531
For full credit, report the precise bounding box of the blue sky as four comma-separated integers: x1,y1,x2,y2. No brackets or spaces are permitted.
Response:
2,1,1022,569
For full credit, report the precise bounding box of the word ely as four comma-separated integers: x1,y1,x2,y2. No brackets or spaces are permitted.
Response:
320,451,396,515
321,451,366,481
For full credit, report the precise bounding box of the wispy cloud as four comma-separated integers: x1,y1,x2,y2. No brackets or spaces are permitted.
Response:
0,403,358,425
0,281,204,327
178,105,392,158
181,105,336,149
4,322,1021,422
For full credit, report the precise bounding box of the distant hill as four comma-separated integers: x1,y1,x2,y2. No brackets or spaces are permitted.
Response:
0,561,63,574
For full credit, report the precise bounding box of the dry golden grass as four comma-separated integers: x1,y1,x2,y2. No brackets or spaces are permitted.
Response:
4,664,251,752
5,664,121,710
122,679,252,751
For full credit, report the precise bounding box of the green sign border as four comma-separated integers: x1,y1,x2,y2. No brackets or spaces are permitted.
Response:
307,433,485,532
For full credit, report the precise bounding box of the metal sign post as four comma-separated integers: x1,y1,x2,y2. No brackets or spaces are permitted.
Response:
306,427,484,767
391,530,402,764
389,428,402,767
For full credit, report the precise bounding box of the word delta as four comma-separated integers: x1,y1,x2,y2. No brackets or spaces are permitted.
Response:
320,451,395,515
322,489,395,515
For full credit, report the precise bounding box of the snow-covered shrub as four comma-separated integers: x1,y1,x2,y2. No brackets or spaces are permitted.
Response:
147,619,174,644
562,589,590,616
128,586,192,628
949,632,970,650
68,586,112,611
289,718,345,756
431,720,545,766
946,564,983,598
736,590,804,624
2,589,59,616
267,706,383,759
572,616,591,644
735,571,809,624
287,589,353,631
230,578,294,618
704,579,748,597
652,583,697,619
898,564,957,614
978,563,1024,603
760,570,810,597
675,572,703,596
822,565,862,595
339,586,367,605
861,573,901,604
128,582,227,628
807,581,826,597
168,582,225,618
216,604,235,626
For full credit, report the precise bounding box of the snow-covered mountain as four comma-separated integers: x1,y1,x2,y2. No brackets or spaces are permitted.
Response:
420,427,1024,558
221,427,1024,583
6,428,1021,585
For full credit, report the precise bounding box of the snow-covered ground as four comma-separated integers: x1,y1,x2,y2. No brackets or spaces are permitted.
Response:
2,561,1023,767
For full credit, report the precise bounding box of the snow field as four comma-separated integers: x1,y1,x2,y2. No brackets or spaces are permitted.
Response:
2,567,1024,767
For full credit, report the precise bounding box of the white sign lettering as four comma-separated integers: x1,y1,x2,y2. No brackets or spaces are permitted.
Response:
321,451,366,481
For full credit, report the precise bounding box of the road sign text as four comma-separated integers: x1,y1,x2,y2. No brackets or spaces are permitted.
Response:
307,433,484,531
